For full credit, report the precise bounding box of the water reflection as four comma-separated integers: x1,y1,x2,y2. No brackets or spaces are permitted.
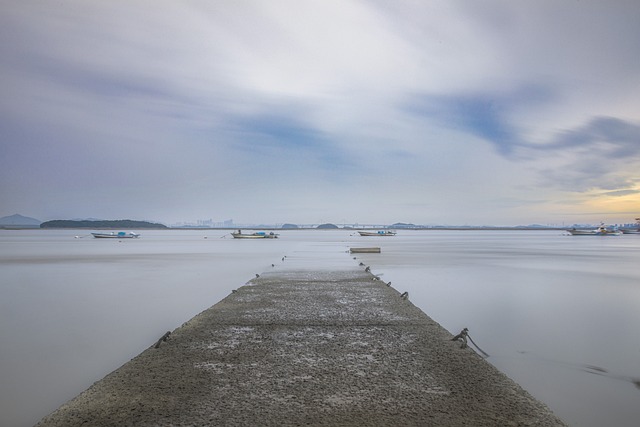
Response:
1,229,640,427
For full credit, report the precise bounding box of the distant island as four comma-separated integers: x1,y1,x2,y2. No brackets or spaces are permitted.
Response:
40,219,168,229
0,214,42,228
316,223,339,229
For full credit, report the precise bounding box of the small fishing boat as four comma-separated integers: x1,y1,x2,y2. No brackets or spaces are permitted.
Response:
567,224,621,236
231,230,279,239
357,230,396,236
92,231,140,239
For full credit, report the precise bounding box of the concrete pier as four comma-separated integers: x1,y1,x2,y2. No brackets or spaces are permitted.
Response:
36,266,565,426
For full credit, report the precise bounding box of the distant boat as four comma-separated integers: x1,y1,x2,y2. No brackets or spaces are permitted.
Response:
621,217,640,234
231,230,279,239
567,224,621,236
92,231,140,239
357,230,396,236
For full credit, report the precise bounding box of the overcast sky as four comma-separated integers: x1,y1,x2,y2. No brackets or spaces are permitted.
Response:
1,0,639,226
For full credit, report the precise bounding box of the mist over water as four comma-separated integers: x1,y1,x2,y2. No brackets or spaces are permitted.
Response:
1,229,639,426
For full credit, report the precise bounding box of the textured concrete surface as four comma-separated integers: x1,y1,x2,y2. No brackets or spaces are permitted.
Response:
36,267,566,426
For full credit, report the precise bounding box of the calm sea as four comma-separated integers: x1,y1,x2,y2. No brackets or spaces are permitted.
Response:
1,229,639,426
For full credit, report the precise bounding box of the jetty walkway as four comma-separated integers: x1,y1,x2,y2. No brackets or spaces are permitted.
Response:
37,253,565,426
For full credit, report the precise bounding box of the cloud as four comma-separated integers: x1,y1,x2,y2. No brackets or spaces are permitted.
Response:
404,84,556,155
603,189,640,197
536,117,640,158
1,1,640,225
521,116,640,192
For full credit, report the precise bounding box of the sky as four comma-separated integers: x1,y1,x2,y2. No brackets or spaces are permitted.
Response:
1,0,639,226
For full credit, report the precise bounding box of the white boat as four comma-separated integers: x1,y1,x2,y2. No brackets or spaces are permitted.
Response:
357,230,396,236
92,231,140,239
567,224,621,236
621,217,640,234
231,230,278,239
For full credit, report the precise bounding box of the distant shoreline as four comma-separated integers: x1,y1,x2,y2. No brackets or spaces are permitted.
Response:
169,226,569,231
39,219,168,229
1,225,568,231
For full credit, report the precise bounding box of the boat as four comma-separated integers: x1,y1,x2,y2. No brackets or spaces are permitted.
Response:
622,229,640,235
92,231,140,239
621,218,640,234
567,224,621,236
231,230,279,239
350,247,381,253
357,230,396,236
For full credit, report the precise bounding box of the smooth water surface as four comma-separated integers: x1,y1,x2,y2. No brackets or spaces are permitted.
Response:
1,229,639,426
0,229,351,426
354,230,640,427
